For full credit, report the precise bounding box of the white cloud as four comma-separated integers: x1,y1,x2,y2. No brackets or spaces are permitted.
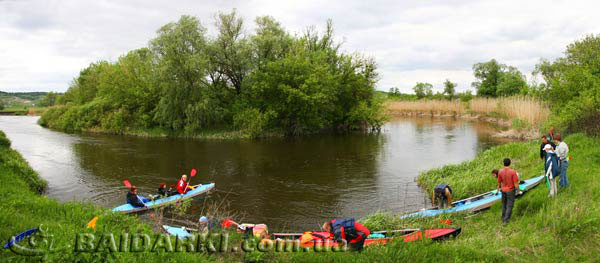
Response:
0,0,599,93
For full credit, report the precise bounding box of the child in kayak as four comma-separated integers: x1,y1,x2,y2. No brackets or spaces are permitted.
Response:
157,183,168,197
126,186,147,208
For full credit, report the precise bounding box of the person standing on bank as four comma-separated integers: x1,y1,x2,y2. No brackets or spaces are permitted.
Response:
497,158,522,224
555,134,569,189
544,144,560,196
540,136,556,161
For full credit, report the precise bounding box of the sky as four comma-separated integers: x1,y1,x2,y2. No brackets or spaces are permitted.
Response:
1,0,599,93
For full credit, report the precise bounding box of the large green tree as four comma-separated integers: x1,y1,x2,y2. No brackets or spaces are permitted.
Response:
413,82,433,99
535,34,600,134
472,59,527,97
150,15,209,130
443,79,456,100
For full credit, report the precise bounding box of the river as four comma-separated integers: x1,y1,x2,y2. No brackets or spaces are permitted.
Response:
0,116,508,231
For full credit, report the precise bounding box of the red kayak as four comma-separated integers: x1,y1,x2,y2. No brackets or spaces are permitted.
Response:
271,228,461,248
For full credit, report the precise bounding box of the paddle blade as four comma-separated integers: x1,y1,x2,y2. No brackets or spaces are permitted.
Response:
190,169,197,177
222,219,235,229
123,180,132,189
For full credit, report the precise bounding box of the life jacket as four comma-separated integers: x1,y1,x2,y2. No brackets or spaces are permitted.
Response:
331,218,358,242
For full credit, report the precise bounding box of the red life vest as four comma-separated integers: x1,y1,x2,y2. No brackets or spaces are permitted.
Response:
177,179,188,194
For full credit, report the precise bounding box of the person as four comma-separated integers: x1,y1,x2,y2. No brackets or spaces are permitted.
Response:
547,129,555,142
555,134,569,189
126,186,146,208
322,218,370,251
540,136,556,161
497,158,521,224
167,184,178,196
491,169,499,178
157,183,168,197
544,144,560,196
177,174,189,195
432,184,452,209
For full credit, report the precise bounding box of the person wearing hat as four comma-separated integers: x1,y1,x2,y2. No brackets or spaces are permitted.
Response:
544,144,560,197
126,186,147,207
198,216,210,233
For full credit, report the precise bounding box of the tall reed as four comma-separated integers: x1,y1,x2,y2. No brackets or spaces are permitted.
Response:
386,100,465,114
470,97,549,126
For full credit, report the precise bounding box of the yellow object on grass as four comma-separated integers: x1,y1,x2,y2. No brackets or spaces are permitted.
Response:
300,232,314,244
86,216,98,231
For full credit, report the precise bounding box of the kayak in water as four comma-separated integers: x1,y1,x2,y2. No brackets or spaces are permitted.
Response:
112,183,215,213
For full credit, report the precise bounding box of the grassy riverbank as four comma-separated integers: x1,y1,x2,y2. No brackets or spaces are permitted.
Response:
273,133,600,262
0,130,234,262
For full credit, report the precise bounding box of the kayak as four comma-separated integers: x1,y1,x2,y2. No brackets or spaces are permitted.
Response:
271,228,461,248
112,183,215,213
401,176,544,219
163,225,194,239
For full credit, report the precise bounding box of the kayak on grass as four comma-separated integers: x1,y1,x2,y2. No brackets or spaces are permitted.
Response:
401,175,544,219
163,225,194,239
271,228,461,248
112,183,215,213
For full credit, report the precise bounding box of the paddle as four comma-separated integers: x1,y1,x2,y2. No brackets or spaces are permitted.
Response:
184,168,197,194
123,180,132,189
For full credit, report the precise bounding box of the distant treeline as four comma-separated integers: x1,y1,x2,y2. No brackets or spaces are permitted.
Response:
40,11,384,138
0,91,53,110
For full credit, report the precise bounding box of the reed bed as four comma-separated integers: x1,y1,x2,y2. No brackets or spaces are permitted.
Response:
470,97,549,126
386,100,465,114
387,96,549,126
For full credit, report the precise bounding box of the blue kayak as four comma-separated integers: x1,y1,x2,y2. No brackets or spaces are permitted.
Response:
163,225,193,239
401,176,544,219
112,183,215,213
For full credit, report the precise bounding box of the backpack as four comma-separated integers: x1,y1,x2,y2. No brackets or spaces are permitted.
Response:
331,218,358,242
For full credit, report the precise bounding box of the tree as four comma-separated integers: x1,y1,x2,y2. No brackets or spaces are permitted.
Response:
535,34,600,134
496,67,527,97
252,16,292,68
443,79,456,100
208,10,252,95
413,82,433,99
472,59,502,97
150,15,209,130
39,92,59,107
472,59,528,97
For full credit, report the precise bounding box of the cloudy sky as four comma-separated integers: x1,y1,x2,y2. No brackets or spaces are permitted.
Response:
1,0,598,93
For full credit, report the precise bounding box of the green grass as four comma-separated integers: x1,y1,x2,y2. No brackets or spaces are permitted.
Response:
0,130,243,262
271,134,600,262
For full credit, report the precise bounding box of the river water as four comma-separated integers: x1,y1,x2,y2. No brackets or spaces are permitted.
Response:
0,116,507,231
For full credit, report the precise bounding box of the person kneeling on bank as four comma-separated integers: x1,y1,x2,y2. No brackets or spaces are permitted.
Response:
322,218,370,251
433,184,453,209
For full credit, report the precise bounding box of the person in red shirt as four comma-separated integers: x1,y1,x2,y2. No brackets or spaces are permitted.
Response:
497,158,522,224
322,219,371,251
177,174,189,195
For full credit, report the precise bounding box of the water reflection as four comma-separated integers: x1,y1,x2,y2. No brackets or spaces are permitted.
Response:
0,116,507,231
